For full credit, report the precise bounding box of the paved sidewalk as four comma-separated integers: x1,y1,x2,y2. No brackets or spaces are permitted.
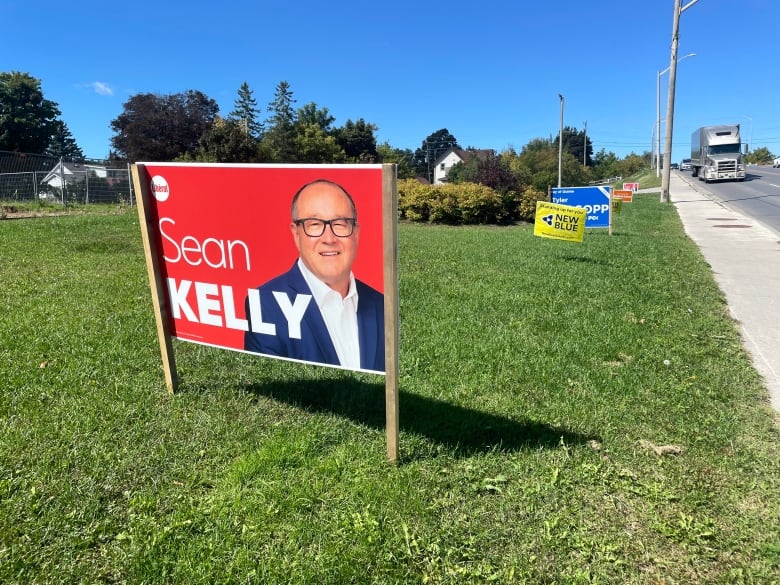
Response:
668,172,780,413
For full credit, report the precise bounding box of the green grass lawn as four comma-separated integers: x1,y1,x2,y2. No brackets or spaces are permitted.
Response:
1,197,778,584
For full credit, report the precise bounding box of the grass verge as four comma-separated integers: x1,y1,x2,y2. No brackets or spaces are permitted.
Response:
1,199,778,583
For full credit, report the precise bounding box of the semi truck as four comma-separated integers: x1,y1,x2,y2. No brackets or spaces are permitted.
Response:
690,125,746,182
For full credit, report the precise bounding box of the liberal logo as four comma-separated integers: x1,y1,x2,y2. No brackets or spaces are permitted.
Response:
151,175,170,202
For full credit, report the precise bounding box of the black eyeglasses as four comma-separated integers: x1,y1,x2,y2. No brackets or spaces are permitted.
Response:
294,217,357,237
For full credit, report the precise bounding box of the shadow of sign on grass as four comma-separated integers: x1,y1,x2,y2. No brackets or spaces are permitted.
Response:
244,377,594,457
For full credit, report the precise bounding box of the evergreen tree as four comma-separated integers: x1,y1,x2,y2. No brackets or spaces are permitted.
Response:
46,119,84,160
555,126,593,167
263,81,298,162
335,118,378,162
412,129,460,181
228,82,263,139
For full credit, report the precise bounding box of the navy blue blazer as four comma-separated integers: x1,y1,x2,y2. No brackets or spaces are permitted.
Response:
244,262,385,372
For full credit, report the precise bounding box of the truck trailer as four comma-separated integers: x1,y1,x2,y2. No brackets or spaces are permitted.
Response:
690,125,746,182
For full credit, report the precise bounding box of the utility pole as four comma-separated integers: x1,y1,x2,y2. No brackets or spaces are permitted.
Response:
652,124,656,170
657,53,695,178
583,121,588,167
657,67,663,177
558,94,564,188
661,0,700,203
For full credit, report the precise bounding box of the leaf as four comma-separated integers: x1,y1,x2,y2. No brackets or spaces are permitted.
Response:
639,439,684,456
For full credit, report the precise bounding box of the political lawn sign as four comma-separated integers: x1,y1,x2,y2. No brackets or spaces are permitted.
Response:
132,163,401,461
551,186,612,228
533,201,587,243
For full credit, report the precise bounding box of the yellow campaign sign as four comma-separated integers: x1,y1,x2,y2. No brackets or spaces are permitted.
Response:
534,201,586,243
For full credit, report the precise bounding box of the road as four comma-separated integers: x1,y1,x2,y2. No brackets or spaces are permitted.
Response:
676,166,780,235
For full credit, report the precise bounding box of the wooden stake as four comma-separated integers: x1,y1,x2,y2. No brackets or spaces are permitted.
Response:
382,164,400,463
132,164,179,394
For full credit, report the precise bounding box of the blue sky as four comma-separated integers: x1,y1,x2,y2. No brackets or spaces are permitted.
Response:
3,0,779,161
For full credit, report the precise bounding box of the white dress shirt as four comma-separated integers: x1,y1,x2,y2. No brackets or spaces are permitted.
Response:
297,259,360,369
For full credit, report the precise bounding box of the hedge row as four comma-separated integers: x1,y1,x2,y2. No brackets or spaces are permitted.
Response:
397,179,547,225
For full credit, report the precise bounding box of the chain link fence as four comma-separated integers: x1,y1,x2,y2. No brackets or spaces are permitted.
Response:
0,151,135,205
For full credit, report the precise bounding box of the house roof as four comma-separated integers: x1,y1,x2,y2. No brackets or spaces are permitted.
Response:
42,161,107,184
433,147,494,167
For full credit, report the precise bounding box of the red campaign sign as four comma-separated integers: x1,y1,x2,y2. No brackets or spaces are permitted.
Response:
136,163,387,372
623,182,639,193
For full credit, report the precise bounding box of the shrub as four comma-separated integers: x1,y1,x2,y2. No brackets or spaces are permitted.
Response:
450,182,507,224
516,186,548,222
397,179,432,222
398,179,514,225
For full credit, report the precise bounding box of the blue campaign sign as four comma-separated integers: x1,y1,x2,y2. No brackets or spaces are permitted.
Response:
551,186,612,228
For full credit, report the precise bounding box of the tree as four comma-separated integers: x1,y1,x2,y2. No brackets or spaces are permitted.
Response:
745,146,772,165
334,118,378,162
412,129,460,181
444,153,480,185
507,138,589,191
473,152,520,193
555,126,593,167
500,147,532,186
376,142,416,178
46,119,84,160
110,90,219,161
263,81,298,162
228,82,263,139
194,117,261,163
616,153,648,177
294,124,346,163
297,102,335,133
591,149,621,181
510,138,559,192
0,71,61,153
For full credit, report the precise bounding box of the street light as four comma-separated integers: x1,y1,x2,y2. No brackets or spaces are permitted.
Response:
558,94,564,188
661,0,700,203
657,52,695,177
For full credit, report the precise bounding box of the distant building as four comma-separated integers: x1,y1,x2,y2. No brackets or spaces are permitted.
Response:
41,161,108,190
432,148,494,185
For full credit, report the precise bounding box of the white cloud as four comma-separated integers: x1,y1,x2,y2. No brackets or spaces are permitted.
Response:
91,82,114,96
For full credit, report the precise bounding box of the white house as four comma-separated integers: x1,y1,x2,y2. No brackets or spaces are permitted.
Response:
431,148,494,185
41,161,107,190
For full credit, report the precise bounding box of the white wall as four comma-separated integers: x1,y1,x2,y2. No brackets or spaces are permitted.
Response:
432,151,463,185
